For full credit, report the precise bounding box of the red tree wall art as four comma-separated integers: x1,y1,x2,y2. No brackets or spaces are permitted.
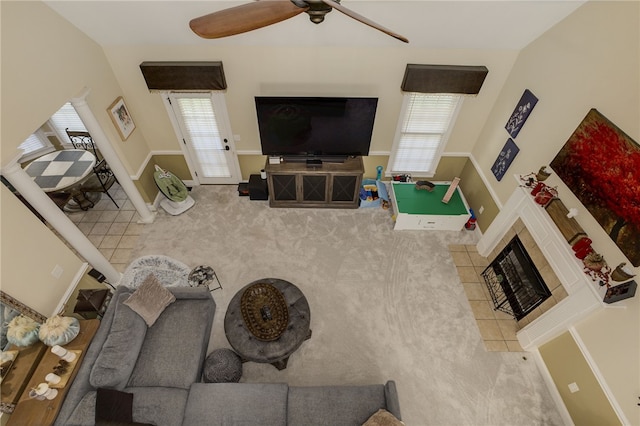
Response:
551,109,640,266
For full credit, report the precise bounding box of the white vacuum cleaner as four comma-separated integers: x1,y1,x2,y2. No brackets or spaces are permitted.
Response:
153,165,195,215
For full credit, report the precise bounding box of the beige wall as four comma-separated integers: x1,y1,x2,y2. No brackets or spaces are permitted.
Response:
0,186,84,317
539,331,621,426
101,33,518,207
102,44,517,165
1,1,638,422
476,2,639,423
0,1,151,174
0,1,133,317
458,159,499,233
575,300,640,423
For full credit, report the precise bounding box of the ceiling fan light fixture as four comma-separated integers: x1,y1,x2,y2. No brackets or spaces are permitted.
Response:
290,0,310,7
298,0,335,24
190,0,407,43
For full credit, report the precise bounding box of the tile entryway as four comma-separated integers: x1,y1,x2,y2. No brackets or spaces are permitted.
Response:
449,244,524,352
50,183,142,273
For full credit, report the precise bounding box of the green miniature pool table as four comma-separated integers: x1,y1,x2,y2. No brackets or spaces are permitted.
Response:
390,182,471,230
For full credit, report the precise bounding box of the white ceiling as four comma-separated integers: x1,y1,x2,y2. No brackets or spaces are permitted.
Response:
44,1,587,49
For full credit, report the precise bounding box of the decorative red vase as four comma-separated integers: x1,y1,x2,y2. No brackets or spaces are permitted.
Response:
574,246,594,260
530,182,545,196
572,237,592,252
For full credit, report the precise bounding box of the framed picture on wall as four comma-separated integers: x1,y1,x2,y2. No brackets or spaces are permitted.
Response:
107,96,136,141
550,108,640,266
505,89,538,139
491,138,520,181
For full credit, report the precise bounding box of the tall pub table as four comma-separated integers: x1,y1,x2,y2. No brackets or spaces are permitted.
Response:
24,149,98,211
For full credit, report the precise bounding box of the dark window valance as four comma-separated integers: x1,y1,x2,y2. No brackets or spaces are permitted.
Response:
139,61,227,91
401,64,488,94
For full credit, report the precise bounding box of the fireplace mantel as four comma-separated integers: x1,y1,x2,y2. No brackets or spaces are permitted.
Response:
477,185,611,350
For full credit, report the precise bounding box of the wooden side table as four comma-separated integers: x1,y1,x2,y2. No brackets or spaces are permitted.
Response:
1,342,46,414
7,319,100,426
73,289,112,319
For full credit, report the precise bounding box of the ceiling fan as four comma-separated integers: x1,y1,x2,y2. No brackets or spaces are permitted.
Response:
189,0,409,43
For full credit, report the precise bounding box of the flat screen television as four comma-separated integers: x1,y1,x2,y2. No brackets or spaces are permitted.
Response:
255,96,377,160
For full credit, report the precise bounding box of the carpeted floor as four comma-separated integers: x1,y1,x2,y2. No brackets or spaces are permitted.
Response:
130,184,563,425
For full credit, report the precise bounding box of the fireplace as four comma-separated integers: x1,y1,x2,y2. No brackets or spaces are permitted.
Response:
481,236,552,321
477,186,605,351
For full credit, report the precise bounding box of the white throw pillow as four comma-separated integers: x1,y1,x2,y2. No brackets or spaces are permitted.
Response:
123,273,176,326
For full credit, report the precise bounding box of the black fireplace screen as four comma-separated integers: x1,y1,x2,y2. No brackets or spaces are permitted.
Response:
481,236,551,320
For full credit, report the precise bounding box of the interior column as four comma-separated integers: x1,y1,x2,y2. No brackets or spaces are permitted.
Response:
70,88,156,224
1,153,121,284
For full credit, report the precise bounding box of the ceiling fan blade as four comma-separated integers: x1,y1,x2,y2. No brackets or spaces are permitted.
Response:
190,1,307,39
321,0,408,43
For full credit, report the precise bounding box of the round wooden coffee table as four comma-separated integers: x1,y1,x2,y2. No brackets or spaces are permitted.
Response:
224,278,311,370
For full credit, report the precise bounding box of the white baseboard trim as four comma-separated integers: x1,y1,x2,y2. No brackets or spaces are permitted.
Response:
569,327,630,425
54,262,90,317
134,151,504,217
152,191,163,209
236,150,264,156
531,349,575,426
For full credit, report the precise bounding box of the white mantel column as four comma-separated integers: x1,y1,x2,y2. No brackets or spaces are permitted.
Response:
70,88,155,224
1,156,121,284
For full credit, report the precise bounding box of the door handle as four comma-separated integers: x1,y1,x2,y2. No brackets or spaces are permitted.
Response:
225,146,230,151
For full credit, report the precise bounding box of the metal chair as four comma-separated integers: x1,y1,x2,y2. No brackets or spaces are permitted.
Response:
65,130,119,208
65,129,101,160
79,159,119,209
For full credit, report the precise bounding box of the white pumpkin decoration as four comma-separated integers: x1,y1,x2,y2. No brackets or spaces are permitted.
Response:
6,315,40,347
38,315,80,347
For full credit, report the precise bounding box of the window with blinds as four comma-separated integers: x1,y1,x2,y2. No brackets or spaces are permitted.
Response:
388,93,462,177
170,93,231,178
49,102,87,145
18,130,53,162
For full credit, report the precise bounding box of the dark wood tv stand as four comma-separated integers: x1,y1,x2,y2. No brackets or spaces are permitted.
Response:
265,156,364,208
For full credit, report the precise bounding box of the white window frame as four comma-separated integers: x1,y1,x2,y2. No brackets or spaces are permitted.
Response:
18,129,54,163
48,102,88,147
387,92,463,178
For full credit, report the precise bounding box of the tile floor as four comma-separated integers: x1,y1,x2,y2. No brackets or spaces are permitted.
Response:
52,183,144,273
449,243,524,352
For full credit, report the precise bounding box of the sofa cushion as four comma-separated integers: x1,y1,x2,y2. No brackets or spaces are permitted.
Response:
287,384,388,426
64,387,188,426
53,286,131,426
127,291,215,389
182,383,288,426
123,273,176,326
127,386,190,426
90,292,147,390
65,391,98,426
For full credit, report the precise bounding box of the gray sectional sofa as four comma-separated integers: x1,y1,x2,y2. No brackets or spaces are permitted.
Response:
55,285,401,426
